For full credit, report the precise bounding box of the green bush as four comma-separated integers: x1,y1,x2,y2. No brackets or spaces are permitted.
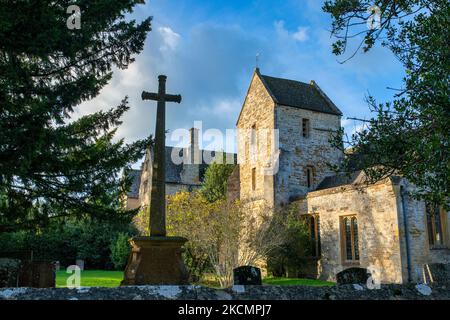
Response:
0,218,137,269
109,232,131,270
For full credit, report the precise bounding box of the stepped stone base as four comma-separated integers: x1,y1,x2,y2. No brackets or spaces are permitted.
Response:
121,236,189,286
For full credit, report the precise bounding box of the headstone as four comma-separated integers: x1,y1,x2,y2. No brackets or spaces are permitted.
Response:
416,284,432,296
233,266,262,285
76,259,85,271
336,267,370,285
18,261,55,288
0,258,21,288
54,261,60,271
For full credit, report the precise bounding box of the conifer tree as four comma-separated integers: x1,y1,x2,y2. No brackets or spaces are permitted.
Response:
0,1,152,231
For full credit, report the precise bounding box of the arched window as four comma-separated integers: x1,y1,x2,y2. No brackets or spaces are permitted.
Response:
304,214,321,258
426,203,448,248
340,215,359,262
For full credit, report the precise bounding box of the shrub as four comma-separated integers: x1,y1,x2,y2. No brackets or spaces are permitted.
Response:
110,232,131,270
167,191,286,288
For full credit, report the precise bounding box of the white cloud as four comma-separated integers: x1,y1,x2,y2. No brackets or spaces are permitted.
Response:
158,26,180,51
292,27,309,42
274,21,309,42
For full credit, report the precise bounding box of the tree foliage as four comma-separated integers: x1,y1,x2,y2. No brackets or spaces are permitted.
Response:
323,0,449,208
200,154,236,203
167,191,286,288
267,204,313,277
0,217,136,269
0,1,153,232
110,232,131,270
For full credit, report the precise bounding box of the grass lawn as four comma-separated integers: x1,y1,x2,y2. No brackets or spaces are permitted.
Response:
56,270,334,288
56,270,124,288
262,277,335,286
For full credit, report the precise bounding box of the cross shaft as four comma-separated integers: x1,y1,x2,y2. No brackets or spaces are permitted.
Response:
142,75,181,237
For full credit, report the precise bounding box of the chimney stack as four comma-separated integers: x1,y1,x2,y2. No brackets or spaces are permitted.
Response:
188,127,200,165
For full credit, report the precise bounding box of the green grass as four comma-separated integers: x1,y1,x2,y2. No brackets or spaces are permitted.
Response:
262,277,335,287
56,270,334,288
56,270,124,288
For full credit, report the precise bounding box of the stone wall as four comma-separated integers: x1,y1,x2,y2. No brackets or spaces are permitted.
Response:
226,166,240,203
303,177,450,285
275,106,342,206
397,180,450,283
1,283,448,300
305,179,404,284
125,197,140,210
237,71,276,210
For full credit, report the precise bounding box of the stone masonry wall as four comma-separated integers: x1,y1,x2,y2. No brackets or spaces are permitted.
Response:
1,283,449,300
275,106,342,206
237,71,276,210
397,180,450,283
305,179,404,284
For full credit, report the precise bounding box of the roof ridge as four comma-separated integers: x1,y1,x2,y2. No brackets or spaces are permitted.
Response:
260,74,310,86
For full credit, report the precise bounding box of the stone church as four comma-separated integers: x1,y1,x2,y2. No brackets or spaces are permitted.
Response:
234,68,449,284
124,68,449,285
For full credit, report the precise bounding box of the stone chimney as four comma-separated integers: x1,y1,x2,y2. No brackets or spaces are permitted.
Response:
188,127,200,165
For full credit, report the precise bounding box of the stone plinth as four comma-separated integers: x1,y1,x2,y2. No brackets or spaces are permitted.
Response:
121,236,189,286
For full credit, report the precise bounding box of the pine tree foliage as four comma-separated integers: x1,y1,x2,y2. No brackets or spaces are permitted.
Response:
0,1,153,231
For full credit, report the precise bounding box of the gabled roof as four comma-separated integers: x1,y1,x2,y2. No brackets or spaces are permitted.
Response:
236,69,343,125
260,73,343,116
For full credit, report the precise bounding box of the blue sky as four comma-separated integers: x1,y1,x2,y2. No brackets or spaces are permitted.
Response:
75,0,405,167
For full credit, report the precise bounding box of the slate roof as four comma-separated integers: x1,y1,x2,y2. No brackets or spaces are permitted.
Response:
260,74,343,116
165,146,184,184
315,171,364,191
126,146,236,198
126,169,141,198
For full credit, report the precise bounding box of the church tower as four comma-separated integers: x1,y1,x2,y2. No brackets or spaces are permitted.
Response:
236,69,343,209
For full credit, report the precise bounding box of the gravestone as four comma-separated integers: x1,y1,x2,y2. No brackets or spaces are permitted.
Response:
0,258,21,288
336,267,370,285
18,261,55,288
76,259,85,271
54,261,60,271
233,266,262,285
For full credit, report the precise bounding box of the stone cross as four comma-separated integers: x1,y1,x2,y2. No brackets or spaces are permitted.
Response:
142,75,181,237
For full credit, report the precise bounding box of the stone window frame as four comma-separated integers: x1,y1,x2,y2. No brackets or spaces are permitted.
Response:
305,165,315,189
249,124,257,164
251,123,257,147
303,214,321,258
339,214,360,266
251,167,256,192
426,203,449,250
302,118,310,138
